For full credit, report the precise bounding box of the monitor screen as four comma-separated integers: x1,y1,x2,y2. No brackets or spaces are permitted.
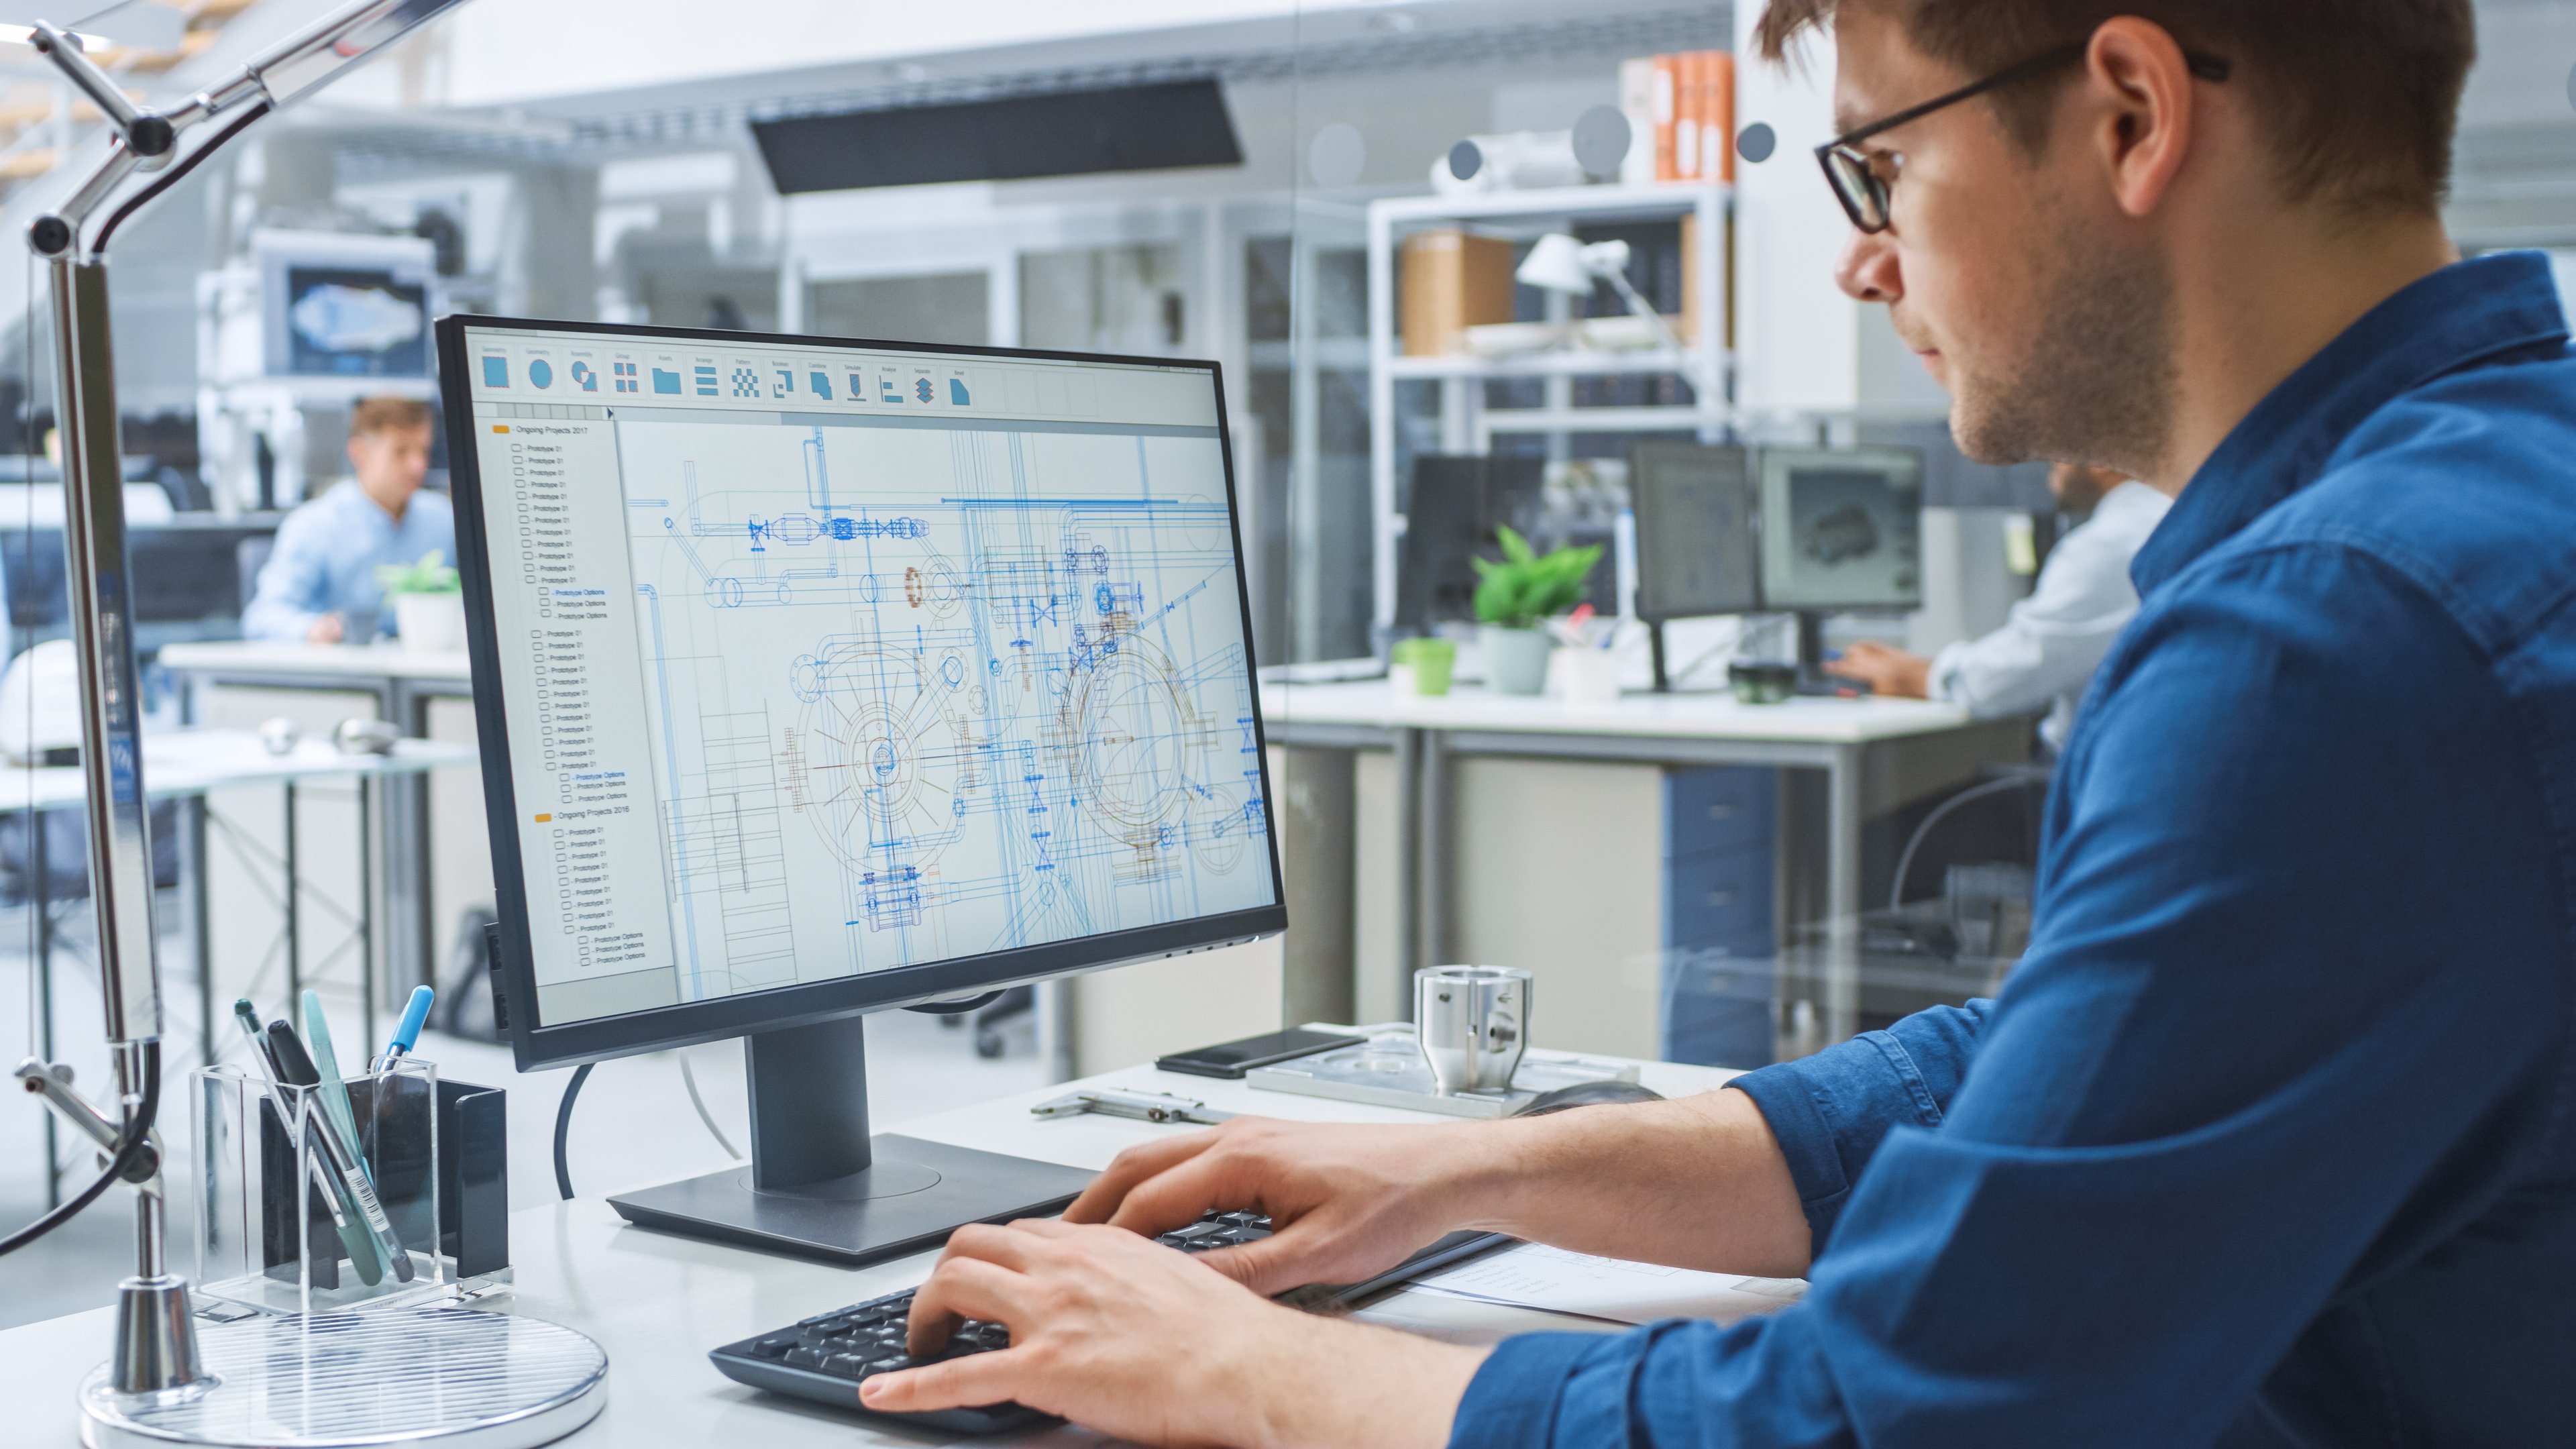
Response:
441,318,1281,1062
1756,446,1924,613
1630,441,1759,622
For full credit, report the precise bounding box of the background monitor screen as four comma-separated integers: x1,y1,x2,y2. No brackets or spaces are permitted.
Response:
1395,453,1544,629
1757,446,1924,612
1629,441,1759,622
284,265,431,378
443,319,1281,1061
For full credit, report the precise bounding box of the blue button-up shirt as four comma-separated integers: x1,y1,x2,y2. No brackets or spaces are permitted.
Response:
241,480,455,641
1450,253,2576,1447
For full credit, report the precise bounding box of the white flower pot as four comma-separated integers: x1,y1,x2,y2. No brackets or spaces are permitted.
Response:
1481,625,1554,696
392,592,467,653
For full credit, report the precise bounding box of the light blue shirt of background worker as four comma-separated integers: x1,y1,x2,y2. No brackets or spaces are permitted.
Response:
242,394,452,644
1827,462,2171,749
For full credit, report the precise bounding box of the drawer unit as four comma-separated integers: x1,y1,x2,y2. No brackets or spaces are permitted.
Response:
1660,768,1778,1068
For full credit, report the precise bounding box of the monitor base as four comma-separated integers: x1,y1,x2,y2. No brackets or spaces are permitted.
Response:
608,1134,1094,1267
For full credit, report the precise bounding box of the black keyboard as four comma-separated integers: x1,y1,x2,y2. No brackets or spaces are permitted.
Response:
709,1210,1509,1434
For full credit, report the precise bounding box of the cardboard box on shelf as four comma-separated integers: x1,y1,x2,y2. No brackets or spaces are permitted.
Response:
1401,229,1518,357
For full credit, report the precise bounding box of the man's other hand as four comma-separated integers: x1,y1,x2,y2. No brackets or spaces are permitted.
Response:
1825,640,1931,698
867,1219,1481,1449
306,613,346,645
1061,1117,1488,1297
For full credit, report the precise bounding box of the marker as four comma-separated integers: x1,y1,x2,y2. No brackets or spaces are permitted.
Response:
266,1020,414,1283
301,991,365,1181
232,1001,374,1281
381,986,435,1071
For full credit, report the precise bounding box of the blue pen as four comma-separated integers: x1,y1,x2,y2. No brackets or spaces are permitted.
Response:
381,985,435,1069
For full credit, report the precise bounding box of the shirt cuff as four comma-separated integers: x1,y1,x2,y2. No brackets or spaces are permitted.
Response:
1446,1334,1605,1449
1925,641,1967,704
1723,1073,1852,1254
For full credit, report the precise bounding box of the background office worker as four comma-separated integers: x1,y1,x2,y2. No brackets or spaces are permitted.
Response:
1826,462,2169,748
867,2,2576,1445
241,394,452,644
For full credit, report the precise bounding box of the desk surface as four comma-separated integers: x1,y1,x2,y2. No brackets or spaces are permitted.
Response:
0,729,480,812
0,1056,1737,1446
1260,678,1975,746
159,639,474,684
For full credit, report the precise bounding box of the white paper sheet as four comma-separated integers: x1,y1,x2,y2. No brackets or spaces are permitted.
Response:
1414,1243,1807,1327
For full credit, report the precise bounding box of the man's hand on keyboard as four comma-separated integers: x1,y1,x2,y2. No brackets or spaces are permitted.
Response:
1061,1117,1490,1297
863,1218,1482,1449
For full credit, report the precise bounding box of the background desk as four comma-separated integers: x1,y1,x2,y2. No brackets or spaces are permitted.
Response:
0,1052,1743,1447
5,729,478,1203
1260,680,2025,1054
158,641,480,1001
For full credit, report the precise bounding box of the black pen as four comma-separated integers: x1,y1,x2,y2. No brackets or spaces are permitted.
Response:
266,1018,413,1283
232,1001,374,1281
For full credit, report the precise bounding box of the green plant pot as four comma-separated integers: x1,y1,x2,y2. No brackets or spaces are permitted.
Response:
1481,625,1554,696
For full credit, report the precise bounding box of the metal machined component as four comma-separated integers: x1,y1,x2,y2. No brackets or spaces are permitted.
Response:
1031,1088,1238,1126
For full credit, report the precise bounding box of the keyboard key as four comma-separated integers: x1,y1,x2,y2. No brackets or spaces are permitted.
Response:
785,1346,828,1371
822,1353,868,1378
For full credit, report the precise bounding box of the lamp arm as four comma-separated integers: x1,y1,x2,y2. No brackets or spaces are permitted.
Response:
1599,266,1700,385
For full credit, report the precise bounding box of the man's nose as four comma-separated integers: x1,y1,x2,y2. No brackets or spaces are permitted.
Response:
1835,229,1902,305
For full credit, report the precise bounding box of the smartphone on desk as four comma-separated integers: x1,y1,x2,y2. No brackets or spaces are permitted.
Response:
1157,1028,1362,1080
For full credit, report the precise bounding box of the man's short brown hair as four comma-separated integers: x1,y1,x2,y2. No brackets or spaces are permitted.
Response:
350,395,436,438
1756,0,2475,215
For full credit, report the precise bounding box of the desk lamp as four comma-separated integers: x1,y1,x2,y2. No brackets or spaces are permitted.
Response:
13,0,470,1413
1515,232,1705,388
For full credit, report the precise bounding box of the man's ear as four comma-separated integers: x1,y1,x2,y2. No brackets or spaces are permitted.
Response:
2082,17,2197,219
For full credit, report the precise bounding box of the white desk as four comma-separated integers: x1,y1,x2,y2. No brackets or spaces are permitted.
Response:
0,1054,1743,1447
158,641,478,1004
1260,678,2001,1040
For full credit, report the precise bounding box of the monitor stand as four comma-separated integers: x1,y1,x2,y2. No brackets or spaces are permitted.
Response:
1794,612,1871,698
607,1013,1096,1267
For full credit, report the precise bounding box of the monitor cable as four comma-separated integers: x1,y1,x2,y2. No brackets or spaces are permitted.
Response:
553,1061,591,1201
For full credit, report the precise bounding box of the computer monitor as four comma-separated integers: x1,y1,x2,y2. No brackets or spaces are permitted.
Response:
1394,453,1545,631
437,315,1283,1263
260,231,437,380
1630,441,1760,623
1755,445,1925,613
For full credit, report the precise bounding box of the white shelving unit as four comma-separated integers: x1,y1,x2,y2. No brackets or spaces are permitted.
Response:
1366,182,1733,635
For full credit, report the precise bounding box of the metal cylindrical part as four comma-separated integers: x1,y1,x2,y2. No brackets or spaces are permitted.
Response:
1414,965,1532,1095
50,257,162,1047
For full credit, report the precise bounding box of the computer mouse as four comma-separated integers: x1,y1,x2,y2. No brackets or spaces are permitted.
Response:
1516,1080,1666,1116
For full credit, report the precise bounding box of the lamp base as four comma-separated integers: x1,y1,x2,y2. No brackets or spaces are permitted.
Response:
78,1307,606,1449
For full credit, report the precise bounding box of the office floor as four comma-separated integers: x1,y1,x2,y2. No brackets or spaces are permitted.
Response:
0,894,1049,1332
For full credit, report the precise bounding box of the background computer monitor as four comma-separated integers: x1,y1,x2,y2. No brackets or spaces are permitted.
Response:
1395,453,1545,631
1756,445,1925,613
1629,441,1760,623
439,315,1282,1263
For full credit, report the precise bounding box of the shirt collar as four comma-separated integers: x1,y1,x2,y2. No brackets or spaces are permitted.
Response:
2130,252,2572,598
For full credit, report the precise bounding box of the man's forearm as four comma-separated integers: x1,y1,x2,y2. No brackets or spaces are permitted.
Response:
1248,1316,1489,1449
1454,1087,1810,1277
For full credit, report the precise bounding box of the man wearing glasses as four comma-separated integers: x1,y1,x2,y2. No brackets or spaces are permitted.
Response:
867,3,2575,1444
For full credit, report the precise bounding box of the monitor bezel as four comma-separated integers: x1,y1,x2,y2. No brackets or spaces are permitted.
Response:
1753,444,1927,616
1629,439,1762,625
435,313,1288,1071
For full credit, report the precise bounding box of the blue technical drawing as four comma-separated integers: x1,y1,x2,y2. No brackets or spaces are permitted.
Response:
616,418,1269,1000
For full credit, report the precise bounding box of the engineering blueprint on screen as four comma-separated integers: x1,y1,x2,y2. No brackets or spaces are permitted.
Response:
612,415,1272,1000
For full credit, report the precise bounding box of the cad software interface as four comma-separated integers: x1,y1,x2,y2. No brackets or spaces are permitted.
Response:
459,326,1274,1027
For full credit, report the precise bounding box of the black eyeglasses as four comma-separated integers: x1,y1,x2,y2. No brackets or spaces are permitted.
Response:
1817,42,2233,234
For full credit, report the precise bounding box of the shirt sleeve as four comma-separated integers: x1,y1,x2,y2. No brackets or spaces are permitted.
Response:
1925,510,2146,720
240,509,331,641
1448,543,2567,1449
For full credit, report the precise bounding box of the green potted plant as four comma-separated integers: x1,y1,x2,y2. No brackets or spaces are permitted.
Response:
377,549,466,652
1471,527,1601,696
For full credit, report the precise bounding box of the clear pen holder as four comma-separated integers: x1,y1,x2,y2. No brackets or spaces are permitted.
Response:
191,1057,449,1315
